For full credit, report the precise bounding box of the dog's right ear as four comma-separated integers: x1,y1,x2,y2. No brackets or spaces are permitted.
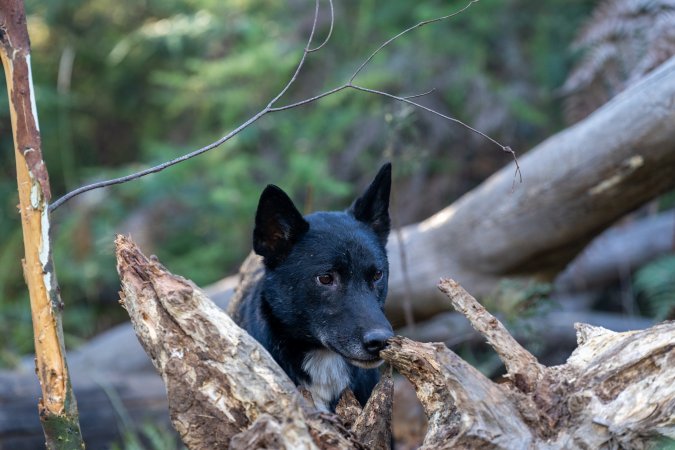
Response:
253,185,309,268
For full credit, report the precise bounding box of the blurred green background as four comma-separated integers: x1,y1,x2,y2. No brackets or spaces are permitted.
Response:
2,0,668,368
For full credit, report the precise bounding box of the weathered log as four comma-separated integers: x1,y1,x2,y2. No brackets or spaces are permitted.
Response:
115,235,371,449
379,279,675,449
383,57,675,325
555,210,675,293
0,371,169,450
117,236,674,449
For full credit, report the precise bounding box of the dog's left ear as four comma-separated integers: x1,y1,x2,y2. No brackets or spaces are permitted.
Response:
348,162,391,243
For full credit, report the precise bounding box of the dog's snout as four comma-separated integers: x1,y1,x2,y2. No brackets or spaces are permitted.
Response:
363,329,394,354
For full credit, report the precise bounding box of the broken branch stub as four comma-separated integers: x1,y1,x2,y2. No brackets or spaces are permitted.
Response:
381,337,534,449
115,235,367,449
438,278,545,391
116,235,311,448
117,240,674,449
352,371,394,450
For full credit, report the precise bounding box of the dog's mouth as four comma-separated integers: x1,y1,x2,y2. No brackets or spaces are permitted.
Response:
347,358,385,369
323,343,385,369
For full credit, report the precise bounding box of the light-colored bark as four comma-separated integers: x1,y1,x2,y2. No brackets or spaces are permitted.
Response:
0,1,83,447
384,56,675,324
116,235,390,450
381,280,674,449
117,238,674,449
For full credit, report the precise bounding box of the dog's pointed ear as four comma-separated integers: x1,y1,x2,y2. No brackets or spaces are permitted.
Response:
348,163,391,243
254,185,309,268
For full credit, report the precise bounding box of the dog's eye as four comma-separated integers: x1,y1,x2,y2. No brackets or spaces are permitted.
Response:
317,274,334,285
372,270,383,281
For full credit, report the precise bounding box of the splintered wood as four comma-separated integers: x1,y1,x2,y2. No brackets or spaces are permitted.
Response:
116,238,674,449
116,235,387,450
381,278,674,449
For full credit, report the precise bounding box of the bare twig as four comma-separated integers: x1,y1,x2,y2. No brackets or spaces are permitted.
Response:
50,0,515,213
401,88,436,100
348,0,481,83
307,0,334,53
438,278,544,391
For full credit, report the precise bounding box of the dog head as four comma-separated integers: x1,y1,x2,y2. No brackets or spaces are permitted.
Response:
253,163,394,367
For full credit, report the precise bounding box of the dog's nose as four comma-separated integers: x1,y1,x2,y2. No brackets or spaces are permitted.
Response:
363,329,394,355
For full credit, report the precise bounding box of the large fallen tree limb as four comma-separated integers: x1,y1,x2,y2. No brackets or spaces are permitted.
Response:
555,210,675,293
383,55,675,324
207,57,675,327
115,235,674,449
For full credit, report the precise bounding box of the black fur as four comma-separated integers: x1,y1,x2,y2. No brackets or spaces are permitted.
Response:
233,163,394,410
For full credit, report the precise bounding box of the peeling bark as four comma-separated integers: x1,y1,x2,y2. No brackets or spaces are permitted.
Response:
351,372,393,450
116,235,363,449
380,279,674,449
117,237,674,449
0,1,83,448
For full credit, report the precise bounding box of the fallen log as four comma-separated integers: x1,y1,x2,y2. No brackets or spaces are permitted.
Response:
116,236,674,449
116,235,392,449
0,371,169,450
383,279,674,449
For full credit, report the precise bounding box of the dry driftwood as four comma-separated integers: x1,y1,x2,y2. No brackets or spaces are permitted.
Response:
117,236,673,449
381,279,674,449
116,235,393,450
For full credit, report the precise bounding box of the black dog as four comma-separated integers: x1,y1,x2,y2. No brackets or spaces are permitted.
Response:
232,163,394,411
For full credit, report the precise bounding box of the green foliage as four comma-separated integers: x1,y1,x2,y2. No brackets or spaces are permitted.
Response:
111,422,184,450
633,255,675,320
650,436,675,450
0,0,597,366
483,279,554,356
485,278,554,321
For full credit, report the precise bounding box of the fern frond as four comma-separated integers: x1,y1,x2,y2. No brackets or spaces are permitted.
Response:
563,0,675,123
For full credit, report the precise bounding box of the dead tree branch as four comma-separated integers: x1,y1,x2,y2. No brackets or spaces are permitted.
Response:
0,1,84,447
48,0,511,212
117,237,673,449
381,280,675,449
116,235,393,449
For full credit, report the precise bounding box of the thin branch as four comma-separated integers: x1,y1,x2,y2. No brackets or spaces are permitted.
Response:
349,0,481,83
350,84,522,178
266,0,321,107
49,110,269,211
268,85,349,112
307,0,334,53
401,88,436,99
50,0,513,213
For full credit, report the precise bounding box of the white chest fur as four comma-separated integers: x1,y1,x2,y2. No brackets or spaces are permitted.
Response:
301,349,350,411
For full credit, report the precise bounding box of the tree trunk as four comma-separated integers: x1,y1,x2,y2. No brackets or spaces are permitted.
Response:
383,55,675,325
0,1,84,447
116,235,674,449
